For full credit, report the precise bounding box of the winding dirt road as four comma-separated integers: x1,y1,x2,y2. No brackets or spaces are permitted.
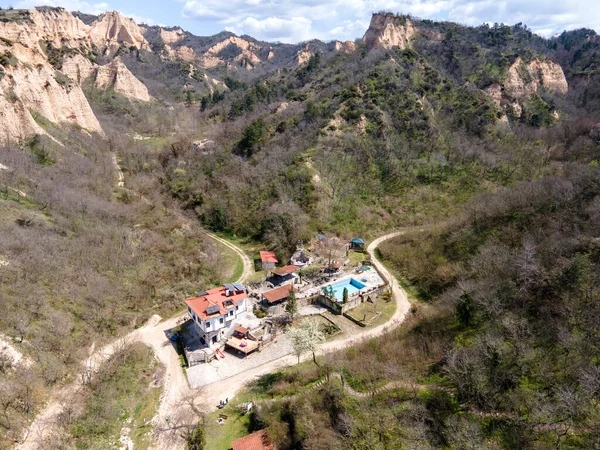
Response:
17,230,410,449
189,231,413,417
205,232,253,283
17,155,413,449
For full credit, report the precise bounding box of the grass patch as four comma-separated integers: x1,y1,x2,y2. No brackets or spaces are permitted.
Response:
375,247,426,302
347,249,366,266
204,393,254,450
346,295,396,326
213,238,244,284
69,343,163,450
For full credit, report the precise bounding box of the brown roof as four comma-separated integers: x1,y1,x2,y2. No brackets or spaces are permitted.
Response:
232,430,275,450
262,284,293,304
271,265,299,276
235,325,249,335
225,336,259,354
260,251,278,263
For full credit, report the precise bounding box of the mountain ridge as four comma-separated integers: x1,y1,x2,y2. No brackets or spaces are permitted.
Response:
0,7,597,145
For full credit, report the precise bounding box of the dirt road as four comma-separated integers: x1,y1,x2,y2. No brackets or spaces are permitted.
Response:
16,315,162,450
17,148,411,449
205,232,253,283
192,231,412,415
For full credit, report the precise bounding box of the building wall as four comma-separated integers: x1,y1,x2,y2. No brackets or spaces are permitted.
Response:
262,262,276,270
187,296,248,347
317,287,384,315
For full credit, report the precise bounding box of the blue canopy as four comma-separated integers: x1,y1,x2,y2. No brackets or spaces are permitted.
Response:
351,238,365,245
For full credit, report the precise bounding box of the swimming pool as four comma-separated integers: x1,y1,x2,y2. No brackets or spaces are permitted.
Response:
323,278,366,300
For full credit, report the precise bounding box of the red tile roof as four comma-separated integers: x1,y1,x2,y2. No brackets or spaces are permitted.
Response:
235,325,249,335
262,284,293,304
260,251,278,263
232,430,275,450
271,265,299,276
185,285,246,321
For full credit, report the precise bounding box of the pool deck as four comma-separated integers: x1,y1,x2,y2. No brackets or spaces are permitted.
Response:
325,278,365,299
321,269,384,301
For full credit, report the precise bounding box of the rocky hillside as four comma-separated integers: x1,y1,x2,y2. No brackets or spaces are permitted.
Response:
1,8,592,146
0,7,344,145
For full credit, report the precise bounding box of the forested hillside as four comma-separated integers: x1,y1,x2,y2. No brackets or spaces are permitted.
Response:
164,13,600,450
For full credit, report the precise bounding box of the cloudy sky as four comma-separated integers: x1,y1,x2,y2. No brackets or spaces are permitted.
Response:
4,0,600,44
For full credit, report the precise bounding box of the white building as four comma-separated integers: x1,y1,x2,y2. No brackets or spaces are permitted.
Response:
185,283,248,347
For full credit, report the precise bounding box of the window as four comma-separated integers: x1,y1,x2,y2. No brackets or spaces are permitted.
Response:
236,306,239,310
219,318,224,324
229,310,234,316
206,321,211,328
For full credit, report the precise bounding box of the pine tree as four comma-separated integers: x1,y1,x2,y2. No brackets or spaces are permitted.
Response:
285,288,298,320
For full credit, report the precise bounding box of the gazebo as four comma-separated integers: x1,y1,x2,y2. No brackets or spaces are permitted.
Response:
350,238,365,250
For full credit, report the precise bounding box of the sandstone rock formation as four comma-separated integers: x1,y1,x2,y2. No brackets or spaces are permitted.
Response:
95,57,151,102
484,57,568,119
295,44,317,67
168,45,199,63
0,8,159,143
205,36,257,55
200,36,262,69
363,13,415,50
334,40,356,53
504,57,568,99
0,42,103,144
198,54,222,69
159,27,184,45
61,54,95,84
0,7,89,49
88,11,149,51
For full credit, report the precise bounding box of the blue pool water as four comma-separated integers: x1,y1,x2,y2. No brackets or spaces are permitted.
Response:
323,278,366,300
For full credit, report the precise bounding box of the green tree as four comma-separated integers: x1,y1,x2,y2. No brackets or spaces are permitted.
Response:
200,96,208,111
285,289,298,320
185,90,194,106
342,287,348,304
185,422,205,450
456,291,474,328
238,118,268,157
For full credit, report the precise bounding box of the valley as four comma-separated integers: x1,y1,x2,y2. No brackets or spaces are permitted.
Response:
0,5,599,450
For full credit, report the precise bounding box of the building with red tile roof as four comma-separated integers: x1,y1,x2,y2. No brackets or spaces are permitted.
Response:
232,430,275,450
271,265,299,276
185,283,248,347
260,251,278,270
261,284,294,305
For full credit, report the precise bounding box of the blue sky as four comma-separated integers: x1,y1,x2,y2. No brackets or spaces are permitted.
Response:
4,0,600,44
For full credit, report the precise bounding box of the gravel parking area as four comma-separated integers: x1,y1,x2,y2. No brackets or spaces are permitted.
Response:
186,333,293,389
298,304,328,316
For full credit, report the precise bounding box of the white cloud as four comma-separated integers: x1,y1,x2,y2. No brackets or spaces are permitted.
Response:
14,0,109,15
328,19,369,40
7,0,600,43
228,16,313,43
178,0,600,43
